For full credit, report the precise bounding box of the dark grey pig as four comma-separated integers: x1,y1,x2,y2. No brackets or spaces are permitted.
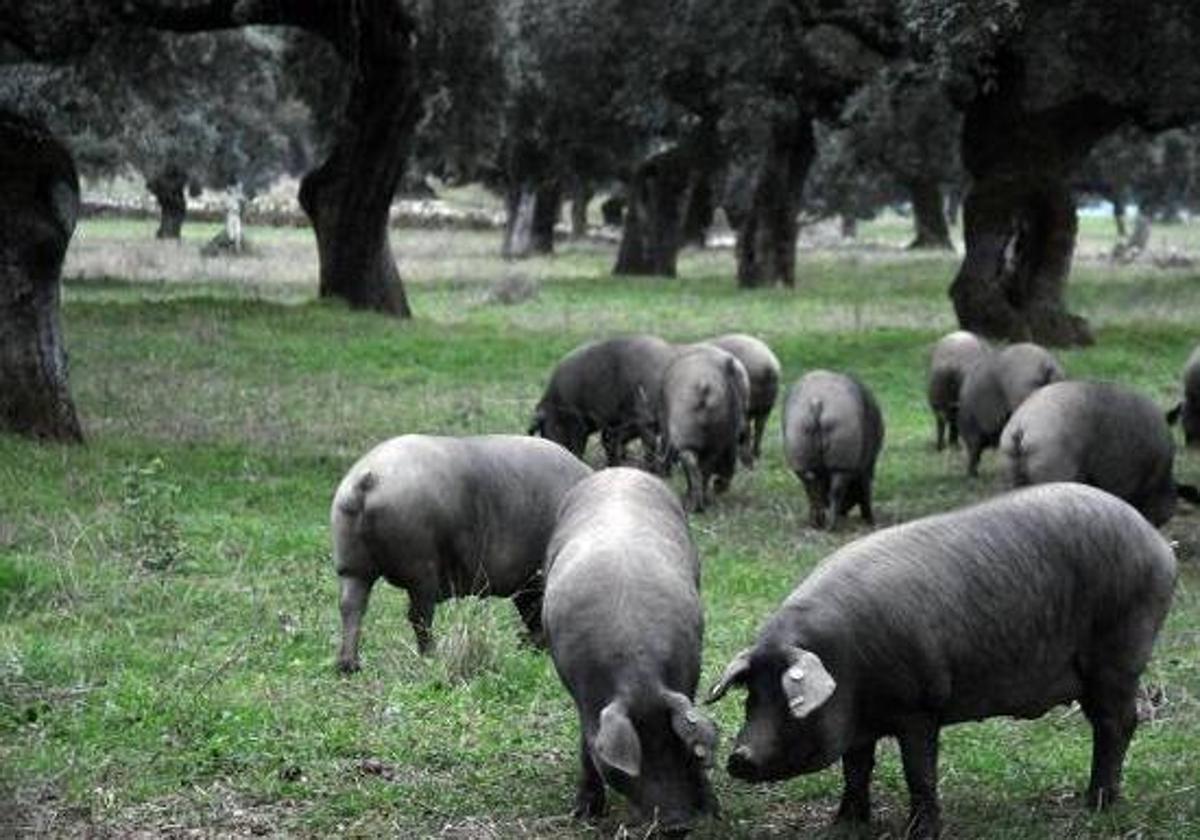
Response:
330,434,591,671
544,468,719,834
658,345,748,512
958,341,1064,476
781,370,884,530
1166,344,1200,445
926,330,990,450
706,333,782,466
1001,380,1200,525
529,334,676,466
708,483,1176,839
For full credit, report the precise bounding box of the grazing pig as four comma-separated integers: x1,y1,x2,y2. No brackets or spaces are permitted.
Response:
781,371,884,530
1166,345,1200,445
957,342,1064,476
544,468,719,833
1001,380,1200,525
706,333,782,466
658,345,749,512
529,335,676,466
926,330,990,450
330,435,591,671
709,483,1177,839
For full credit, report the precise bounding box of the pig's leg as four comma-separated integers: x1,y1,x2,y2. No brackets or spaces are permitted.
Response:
1082,674,1138,808
800,474,827,529
600,427,624,466
572,732,607,819
336,574,375,674
859,477,876,525
681,450,704,513
935,415,946,451
898,718,942,840
828,472,853,531
407,587,437,655
512,586,546,648
965,435,983,477
947,412,960,447
752,413,767,461
835,740,876,824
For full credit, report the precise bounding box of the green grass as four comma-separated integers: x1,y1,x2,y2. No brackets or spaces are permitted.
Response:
3,218,1200,837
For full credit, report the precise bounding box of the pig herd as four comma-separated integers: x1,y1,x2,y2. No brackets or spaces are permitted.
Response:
329,329,1190,838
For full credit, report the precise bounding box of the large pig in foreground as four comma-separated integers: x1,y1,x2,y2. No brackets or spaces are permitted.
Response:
330,435,591,671
529,335,676,466
1001,380,1200,525
926,330,990,450
658,345,749,512
709,483,1176,839
1166,344,1200,445
706,333,782,466
958,341,1064,476
544,468,719,833
781,370,884,530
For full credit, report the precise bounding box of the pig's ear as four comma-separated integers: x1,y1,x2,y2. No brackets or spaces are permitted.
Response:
781,648,837,720
595,702,642,778
706,648,753,704
662,690,719,767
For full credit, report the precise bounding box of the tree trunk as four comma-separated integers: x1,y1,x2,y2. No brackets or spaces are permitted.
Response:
907,178,952,249
950,61,1125,347
297,5,419,317
147,166,188,240
736,118,815,288
502,185,537,259
681,173,714,248
530,181,560,254
569,181,592,239
950,176,1093,346
613,149,691,277
840,215,858,239
0,112,83,442
1112,196,1127,239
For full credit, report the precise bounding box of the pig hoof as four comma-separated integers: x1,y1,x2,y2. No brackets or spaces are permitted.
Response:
336,658,361,675
714,476,731,495
571,791,606,820
1085,786,1121,810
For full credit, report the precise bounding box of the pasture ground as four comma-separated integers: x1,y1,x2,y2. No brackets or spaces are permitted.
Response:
2,213,1199,838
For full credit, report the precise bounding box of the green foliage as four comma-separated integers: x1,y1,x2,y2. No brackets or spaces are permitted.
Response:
119,457,189,572
899,0,1024,97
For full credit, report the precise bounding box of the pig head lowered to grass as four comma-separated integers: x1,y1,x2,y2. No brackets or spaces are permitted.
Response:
1166,344,1200,445
709,483,1176,839
330,434,591,672
658,344,749,512
529,334,677,466
544,468,719,833
958,341,1064,476
782,370,884,530
1001,380,1200,526
705,333,781,466
926,330,990,451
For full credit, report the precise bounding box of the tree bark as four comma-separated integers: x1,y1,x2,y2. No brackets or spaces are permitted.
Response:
950,60,1125,347
736,118,816,288
502,186,536,259
613,149,692,277
530,181,560,254
296,3,419,317
569,182,592,239
147,166,188,239
907,178,952,249
0,112,83,442
681,173,714,248
840,215,859,239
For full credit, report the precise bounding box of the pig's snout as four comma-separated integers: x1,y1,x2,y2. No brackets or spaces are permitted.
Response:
727,745,760,780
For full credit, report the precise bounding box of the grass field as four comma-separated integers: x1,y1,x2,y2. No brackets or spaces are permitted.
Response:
2,216,1200,838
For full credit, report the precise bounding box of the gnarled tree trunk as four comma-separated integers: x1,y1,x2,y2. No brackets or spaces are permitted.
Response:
907,177,952,249
297,4,419,317
147,166,188,240
681,173,714,248
503,180,559,258
613,149,692,277
736,117,816,288
569,181,592,239
950,64,1125,347
530,181,560,254
0,112,83,442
